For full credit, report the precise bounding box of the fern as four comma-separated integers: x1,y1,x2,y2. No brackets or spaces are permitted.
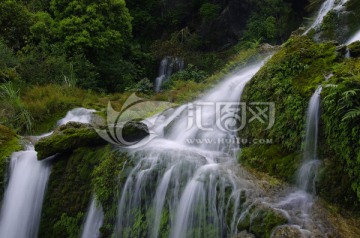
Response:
342,107,360,121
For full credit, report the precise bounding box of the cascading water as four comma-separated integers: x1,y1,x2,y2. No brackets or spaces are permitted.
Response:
116,61,267,238
80,197,104,238
273,86,322,225
154,57,184,92
304,0,349,34
0,108,95,238
298,87,322,194
346,29,360,45
304,0,336,34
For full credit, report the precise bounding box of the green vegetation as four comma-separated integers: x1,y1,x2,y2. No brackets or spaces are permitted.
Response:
240,35,360,211
39,145,129,238
0,125,21,199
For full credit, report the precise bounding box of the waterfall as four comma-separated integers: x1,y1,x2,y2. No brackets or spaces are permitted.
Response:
115,61,267,238
304,0,349,34
346,30,360,45
304,0,336,34
297,86,322,194
154,57,184,92
274,86,322,223
0,108,95,238
0,144,51,238
80,197,104,238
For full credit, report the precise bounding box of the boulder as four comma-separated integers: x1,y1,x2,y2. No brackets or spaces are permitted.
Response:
238,202,288,238
233,230,255,238
271,225,305,238
35,122,106,160
348,41,360,57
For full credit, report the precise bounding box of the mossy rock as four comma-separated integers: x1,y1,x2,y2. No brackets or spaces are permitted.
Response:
233,230,255,238
39,145,129,238
0,125,21,199
238,202,288,238
348,41,360,58
35,122,107,160
239,145,301,183
271,225,304,238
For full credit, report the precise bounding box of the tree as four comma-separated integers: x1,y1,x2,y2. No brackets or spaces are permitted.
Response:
0,0,33,50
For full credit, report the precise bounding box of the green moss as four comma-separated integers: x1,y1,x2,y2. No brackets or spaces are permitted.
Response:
240,35,360,210
39,146,105,238
39,143,130,238
237,203,288,238
239,145,301,183
92,148,130,237
0,125,21,199
35,122,106,160
348,41,360,58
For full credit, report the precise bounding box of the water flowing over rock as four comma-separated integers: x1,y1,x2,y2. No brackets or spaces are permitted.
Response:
116,61,267,238
154,56,184,92
80,197,104,238
346,30,360,44
0,107,96,238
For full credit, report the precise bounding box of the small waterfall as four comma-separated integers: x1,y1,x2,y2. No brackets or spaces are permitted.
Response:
298,86,322,194
304,0,336,34
304,0,349,35
154,57,184,92
116,61,267,238
80,197,104,238
274,86,322,222
0,144,51,238
0,108,95,238
346,29,360,45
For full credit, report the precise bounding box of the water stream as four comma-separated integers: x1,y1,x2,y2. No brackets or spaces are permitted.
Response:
0,108,95,238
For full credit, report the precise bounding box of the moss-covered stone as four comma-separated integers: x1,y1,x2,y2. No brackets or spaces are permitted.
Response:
233,230,255,238
240,35,360,212
237,202,288,238
348,41,360,58
0,125,21,199
35,122,107,160
38,144,130,238
271,225,303,238
239,145,301,183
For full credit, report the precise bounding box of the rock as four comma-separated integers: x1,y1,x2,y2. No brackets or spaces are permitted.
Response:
271,225,305,238
122,121,149,142
348,41,360,57
233,230,255,238
291,27,306,36
335,45,347,55
238,202,288,238
35,122,107,160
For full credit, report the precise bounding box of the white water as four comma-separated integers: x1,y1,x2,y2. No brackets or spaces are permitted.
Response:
80,197,104,238
346,30,360,45
304,0,349,34
154,57,184,92
0,108,95,238
116,60,273,238
304,0,336,34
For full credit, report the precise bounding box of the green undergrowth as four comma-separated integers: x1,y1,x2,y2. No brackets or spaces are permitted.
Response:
240,35,360,211
240,145,301,183
39,145,130,238
0,125,21,200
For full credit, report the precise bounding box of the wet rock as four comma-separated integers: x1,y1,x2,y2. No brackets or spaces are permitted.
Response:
335,45,347,57
348,41,360,57
238,202,288,238
35,122,106,160
271,225,305,238
233,230,255,238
